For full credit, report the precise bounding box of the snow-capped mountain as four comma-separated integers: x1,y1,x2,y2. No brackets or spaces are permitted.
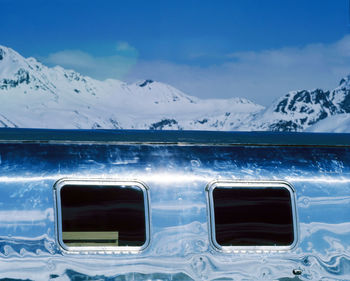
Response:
248,76,350,132
0,45,263,130
0,45,350,132
248,88,337,131
305,78,350,133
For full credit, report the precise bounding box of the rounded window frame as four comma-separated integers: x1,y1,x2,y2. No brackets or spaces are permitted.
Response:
54,178,151,254
206,180,298,253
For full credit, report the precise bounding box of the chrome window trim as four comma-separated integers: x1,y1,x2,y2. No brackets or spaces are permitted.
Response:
206,180,298,253
54,178,151,253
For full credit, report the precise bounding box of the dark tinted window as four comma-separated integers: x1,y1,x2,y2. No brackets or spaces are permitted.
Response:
212,186,294,247
60,184,146,247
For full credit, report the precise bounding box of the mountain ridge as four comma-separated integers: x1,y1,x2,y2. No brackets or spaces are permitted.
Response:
0,45,349,132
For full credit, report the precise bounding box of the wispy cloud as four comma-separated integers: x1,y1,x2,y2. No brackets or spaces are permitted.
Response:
44,42,138,80
115,41,137,53
43,36,350,105
126,35,350,105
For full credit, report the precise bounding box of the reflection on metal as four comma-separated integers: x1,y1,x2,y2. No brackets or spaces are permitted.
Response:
0,128,348,280
62,231,119,246
54,179,150,253
206,181,298,252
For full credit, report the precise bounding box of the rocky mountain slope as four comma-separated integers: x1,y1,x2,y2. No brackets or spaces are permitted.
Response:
0,45,349,132
249,76,350,131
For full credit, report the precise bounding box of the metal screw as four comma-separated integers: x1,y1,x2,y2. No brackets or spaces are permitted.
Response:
293,269,302,275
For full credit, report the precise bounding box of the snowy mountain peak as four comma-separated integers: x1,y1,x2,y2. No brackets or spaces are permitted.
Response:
127,79,199,105
0,45,27,67
0,45,350,132
138,79,154,87
338,75,350,87
0,45,10,58
330,76,350,114
0,45,263,130
0,46,28,76
248,76,350,132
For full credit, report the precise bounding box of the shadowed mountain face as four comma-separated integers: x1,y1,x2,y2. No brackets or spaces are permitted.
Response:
0,45,349,132
258,77,350,132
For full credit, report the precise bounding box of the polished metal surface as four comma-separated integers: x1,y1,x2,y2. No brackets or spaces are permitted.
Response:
0,129,348,280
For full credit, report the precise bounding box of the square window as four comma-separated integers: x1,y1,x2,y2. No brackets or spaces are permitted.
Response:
54,180,150,252
207,181,297,251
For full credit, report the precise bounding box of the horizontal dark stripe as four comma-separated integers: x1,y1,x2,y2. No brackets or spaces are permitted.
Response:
0,128,348,146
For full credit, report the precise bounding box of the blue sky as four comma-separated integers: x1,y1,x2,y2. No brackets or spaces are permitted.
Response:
1,0,350,105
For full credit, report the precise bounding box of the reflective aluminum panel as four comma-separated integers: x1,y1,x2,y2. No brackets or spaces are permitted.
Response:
0,130,348,280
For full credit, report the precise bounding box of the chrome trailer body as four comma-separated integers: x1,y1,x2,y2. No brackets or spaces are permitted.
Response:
0,129,349,280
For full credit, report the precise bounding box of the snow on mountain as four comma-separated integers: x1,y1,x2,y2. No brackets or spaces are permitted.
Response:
0,45,350,132
306,113,350,133
246,75,350,132
248,88,336,131
0,45,263,130
330,76,350,113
